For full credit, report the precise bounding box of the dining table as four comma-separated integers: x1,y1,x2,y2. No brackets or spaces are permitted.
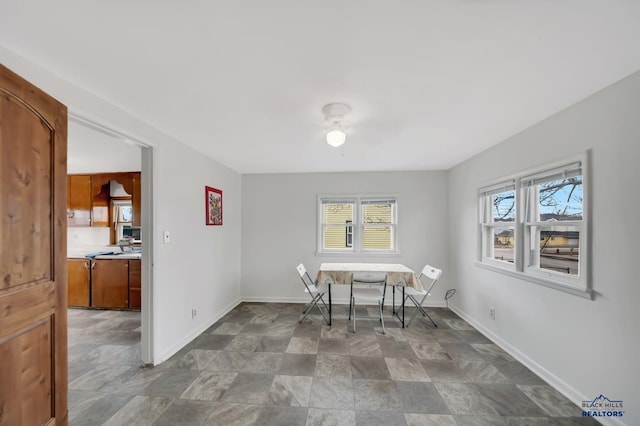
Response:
316,262,423,327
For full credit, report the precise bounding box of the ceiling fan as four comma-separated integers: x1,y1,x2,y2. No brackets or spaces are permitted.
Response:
322,102,351,147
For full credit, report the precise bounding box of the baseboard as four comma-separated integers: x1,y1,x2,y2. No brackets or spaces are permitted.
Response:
157,297,242,364
449,304,624,426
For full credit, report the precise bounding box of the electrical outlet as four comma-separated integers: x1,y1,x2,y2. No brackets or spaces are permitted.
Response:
192,308,197,319
489,307,496,320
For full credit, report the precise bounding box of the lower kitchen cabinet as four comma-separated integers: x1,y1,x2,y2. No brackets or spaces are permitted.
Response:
129,259,141,310
91,259,129,309
68,259,90,307
68,257,141,310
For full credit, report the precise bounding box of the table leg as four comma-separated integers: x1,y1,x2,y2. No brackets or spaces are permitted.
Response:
402,286,405,328
328,283,332,326
392,286,396,315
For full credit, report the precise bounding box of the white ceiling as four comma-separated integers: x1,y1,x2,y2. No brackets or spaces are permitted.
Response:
2,1,639,174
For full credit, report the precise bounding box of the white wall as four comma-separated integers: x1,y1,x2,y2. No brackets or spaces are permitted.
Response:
153,138,241,361
448,71,640,425
241,171,450,305
1,46,243,364
68,120,141,173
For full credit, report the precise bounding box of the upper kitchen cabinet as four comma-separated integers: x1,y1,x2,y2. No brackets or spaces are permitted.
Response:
67,172,141,228
67,175,92,226
91,173,134,227
132,173,141,227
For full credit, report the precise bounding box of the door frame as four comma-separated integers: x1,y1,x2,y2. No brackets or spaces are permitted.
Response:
68,113,155,365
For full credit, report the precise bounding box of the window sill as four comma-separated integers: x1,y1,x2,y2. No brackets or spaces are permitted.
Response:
474,261,593,300
316,251,401,258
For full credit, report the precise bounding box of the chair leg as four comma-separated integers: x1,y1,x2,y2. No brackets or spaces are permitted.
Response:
317,293,330,325
378,300,385,334
300,293,329,325
349,295,353,321
404,294,438,328
299,298,315,323
352,296,356,333
348,285,353,320
424,310,438,327
404,295,420,327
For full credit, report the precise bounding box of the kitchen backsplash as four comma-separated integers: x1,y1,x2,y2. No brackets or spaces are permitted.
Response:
68,227,110,249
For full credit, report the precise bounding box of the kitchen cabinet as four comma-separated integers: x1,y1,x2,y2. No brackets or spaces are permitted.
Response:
132,173,142,227
128,259,141,310
67,175,92,226
67,257,141,310
67,172,141,229
67,259,90,307
91,259,129,309
92,172,134,227
90,177,110,227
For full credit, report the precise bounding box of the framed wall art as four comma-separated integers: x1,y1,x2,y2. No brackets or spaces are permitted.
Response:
205,186,223,225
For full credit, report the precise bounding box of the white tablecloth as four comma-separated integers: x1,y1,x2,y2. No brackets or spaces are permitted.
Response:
317,263,423,292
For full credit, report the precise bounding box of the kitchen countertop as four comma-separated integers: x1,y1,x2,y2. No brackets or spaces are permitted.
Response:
94,253,141,260
67,246,141,260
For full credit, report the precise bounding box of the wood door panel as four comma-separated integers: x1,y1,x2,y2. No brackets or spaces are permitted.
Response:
91,180,110,227
129,259,141,309
0,65,67,425
67,175,91,226
129,288,141,310
0,282,55,339
0,90,52,289
0,318,53,426
68,259,90,307
91,259,129,309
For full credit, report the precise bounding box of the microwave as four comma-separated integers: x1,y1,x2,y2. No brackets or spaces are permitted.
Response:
123,226,142,242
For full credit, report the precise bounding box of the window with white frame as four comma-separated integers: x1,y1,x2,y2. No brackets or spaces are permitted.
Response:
478,156,589,297
522,162,584,280
479,180,516,267
318,197,397,254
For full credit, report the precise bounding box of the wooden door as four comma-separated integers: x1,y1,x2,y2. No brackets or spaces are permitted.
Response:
0,65,68,424
68,259,90,307
91,259,129,309
67,174,92,226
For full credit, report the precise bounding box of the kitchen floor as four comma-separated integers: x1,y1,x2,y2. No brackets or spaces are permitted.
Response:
67,304,598,425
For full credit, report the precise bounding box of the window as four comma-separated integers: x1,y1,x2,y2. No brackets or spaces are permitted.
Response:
318,197,397,254
522,162,583,280
320,199,355,251
479,180,516,268
478,155,590,298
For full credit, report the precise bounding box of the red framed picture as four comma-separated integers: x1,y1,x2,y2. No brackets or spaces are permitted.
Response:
205,186,222,225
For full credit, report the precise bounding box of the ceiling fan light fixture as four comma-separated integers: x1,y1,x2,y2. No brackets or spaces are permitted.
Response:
326,128,346,147
322,103,351,148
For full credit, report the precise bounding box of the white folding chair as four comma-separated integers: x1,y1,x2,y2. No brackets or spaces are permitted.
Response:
404,265,442,327
349,272,387,334
296,263,330,325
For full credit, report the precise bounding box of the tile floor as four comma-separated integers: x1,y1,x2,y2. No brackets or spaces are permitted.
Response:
68,303,599,425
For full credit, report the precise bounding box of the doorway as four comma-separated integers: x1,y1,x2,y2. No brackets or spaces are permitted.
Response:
68,113,154,365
